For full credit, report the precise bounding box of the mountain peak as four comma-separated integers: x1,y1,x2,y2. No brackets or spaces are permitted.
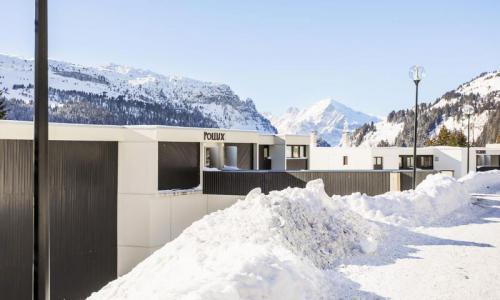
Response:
268,98,379,145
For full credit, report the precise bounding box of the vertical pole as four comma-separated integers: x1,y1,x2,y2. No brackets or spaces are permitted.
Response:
34,0,50,299
467,115,470,174
412,80,419,189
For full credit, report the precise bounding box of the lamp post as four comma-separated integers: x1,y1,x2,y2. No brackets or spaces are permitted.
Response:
409,65,426,189
34,0,50,299
463,104,474,174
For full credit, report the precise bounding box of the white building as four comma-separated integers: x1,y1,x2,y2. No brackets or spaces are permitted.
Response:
310,144,500,178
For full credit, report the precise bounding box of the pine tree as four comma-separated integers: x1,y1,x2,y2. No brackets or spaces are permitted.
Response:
0,90,7,120
425,126,467,147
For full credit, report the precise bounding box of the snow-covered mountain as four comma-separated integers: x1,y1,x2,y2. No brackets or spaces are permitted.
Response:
353,70,500,147
0,54,276,132
266,98,380,146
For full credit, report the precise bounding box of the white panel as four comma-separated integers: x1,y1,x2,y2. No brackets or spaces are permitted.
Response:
170,194,207,240
117,194,151,247
118,142,158,194
207,195,242,214
117,246,153,276
149,196,172,247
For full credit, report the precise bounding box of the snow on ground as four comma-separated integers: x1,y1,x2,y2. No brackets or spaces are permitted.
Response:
89,180,380,300
333,173,478,226
89,171,500,300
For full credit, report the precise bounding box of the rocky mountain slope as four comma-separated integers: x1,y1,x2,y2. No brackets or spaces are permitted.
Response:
352,71,500,147
266,98,380,146
0,54,276,133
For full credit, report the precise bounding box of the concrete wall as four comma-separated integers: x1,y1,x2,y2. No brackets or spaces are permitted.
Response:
117,191,242,276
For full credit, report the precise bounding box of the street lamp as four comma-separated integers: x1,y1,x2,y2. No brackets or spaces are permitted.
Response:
463,104,474,174
409,65,426,189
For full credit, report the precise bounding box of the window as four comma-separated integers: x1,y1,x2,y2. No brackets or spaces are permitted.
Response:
286,145,307,158
343,156,348,165
419,155,433,169
399,155,413,169
399,155,433,169
263,145,270,158
373,156,383,170
300,145,307,158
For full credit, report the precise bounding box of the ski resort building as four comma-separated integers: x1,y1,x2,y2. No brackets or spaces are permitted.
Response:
309,144,500,178
1,120,499,298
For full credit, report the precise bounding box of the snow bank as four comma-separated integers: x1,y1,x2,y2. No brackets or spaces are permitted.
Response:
88,180,379,300
459,170,500,194
335,171,500,227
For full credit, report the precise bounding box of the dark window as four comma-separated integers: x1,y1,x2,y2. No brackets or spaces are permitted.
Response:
419,155,433,169
158,142,200,190
300,146,307,158
259,145,272,170
399,155,433,170
373,156,383,170
343,156,348,165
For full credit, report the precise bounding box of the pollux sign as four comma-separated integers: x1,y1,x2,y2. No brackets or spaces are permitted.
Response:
204,132,225,141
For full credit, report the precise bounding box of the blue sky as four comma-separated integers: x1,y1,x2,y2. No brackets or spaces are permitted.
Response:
1,0,499,116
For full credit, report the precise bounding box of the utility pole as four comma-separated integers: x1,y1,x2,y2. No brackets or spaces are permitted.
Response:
33,0,50,299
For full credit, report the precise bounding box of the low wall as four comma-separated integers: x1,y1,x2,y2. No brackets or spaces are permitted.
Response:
203,170,448,196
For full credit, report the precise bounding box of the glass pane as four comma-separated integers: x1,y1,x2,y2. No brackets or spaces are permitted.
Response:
286,146,292,158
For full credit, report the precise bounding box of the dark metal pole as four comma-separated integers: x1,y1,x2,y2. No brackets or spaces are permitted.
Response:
467,115,470,174
34,0,50,299
412,80,419,189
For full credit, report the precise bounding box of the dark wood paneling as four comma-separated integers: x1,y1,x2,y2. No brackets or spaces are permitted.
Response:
0,140,118,300
158,142,200,190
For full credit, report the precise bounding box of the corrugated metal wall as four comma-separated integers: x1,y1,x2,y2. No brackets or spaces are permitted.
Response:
203,170,390,196
0,140,118,300
0,140,33,300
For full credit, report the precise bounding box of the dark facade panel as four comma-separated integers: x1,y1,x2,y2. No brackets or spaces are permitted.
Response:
286,159,308,170
0,140,33,300
0,140,118,300
225,143,253,170
49,141,118,300
203,170,391,196
400,170,437,190
158,142,200,190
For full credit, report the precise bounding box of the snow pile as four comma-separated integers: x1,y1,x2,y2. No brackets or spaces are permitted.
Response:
334,173,474,227
88,180,379,300
459,170,500,194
